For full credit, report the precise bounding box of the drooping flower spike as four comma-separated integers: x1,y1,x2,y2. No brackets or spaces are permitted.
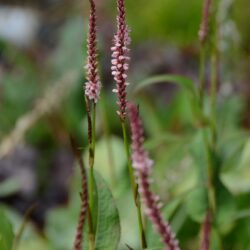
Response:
71,138,89,250
128,103,180,250
73,168,88,250
85,0,101,103
111,0,131,120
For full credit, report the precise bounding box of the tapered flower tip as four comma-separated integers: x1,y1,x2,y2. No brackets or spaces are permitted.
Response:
111,0,131,120
84,0,101,103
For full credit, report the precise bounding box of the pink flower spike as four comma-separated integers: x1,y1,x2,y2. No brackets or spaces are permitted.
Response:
111,0,131,120
128,103,180,250
198,0,212,44
84,0,101,103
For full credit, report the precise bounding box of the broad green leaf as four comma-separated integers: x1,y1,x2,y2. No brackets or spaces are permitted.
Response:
217,95,244,133
171,204,187,234
145,133,191,150
0,207,14,250
138,97,164,137
222,138,250,194
84,136,126,189
133,74,203,120
163,197,183,219
94,172,121,250
219,131,248,172
19,237,52,250
189,129,209,184
186,187,208,223
215,180,236,234
46,205,78,250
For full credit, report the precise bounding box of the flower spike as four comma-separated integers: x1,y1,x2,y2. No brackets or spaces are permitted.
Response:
111,0,131,120
71,138,89,250
85,0,101,103
128,103,180,250
198,0,212,44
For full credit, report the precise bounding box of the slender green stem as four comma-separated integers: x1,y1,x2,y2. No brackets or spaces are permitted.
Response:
198,43,217,214
92,104,96,153
87,206,95,250
198,0,221,248
12,204,37,250
89,166,95,220
89,103,96,216
199,47,206,108
210,0,219,146
121,121,135,190
121,121,147,249
210,52,218,145
85,98,96,250
100,94,116,186
207,0,219,217
202,130,216,214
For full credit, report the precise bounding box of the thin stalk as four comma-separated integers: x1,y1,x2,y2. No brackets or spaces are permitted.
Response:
208,0,220,215
199,47,206,107
121,121,147,249
100,94,116,186
88,103,96,215
210,52,218,145
85,98,96,250
202,131,216,214
87,206,95,250
198,0,222,248
210,0,219,146
198,37,217,220
92,104,96,153
12,204,37,250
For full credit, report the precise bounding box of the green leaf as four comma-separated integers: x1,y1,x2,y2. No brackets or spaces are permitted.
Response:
215,181,236,234
133,74,205,126
0,207,14,250
94,172,121,250
222,138,250,194
133,74,197,96
84,136,126,188
219,131,248,172
186,187,208,223
163,197,183,219
189,130,209,184
46,205,78,250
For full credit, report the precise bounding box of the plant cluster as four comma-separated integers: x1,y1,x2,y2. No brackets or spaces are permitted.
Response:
1,0,250,250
